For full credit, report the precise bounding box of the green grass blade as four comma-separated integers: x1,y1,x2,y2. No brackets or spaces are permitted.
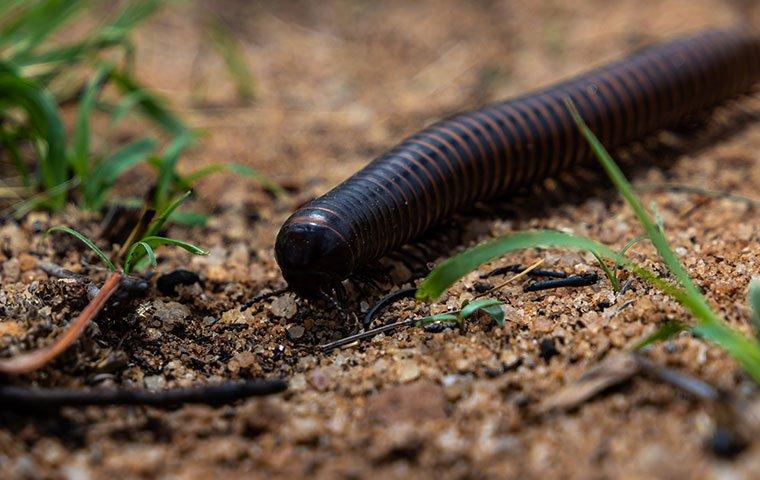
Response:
565,98,703,301
207,17,257,102
4,178,78,219
692,322,760,384
169,210,208,227
140,235,209,256
417,230,621,301
616,235,647,267
71,64,112,178
110,70,187,136
633,321,688,350
15,1,159,76
0,0,26,21
415,313,458,327
144,190,191,238
750,278,760,338
460,298,505,326
104,0,160,34
478,304,506,327
45,225,115,271
3,0,86,60
85,137,156,209
0,72,67,207
591,251,619,291
123,240,156,274
0,126,30,186
109,88,150,128
154,132,195,208
416,230,710,322
90,137,156,186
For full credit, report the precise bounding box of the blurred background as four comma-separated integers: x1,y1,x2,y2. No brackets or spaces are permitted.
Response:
138,0,759,204
3,0,759,215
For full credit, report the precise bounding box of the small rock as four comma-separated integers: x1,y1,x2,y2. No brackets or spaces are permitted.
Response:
143,328,162,342
153,300,191,324
308,368,334,391
0,224,25,254
367,380,447,425
538,338,559,362
269,293,297,319
3,258,20,282
287,416,321,445
286,324,305,341
221,308,246,324
708,425,748,458
441,374,471,401
144,375,166,391
228,351,258,375
533,317,554,333
17,253,37,272
397,360,421,382
0,320,24,338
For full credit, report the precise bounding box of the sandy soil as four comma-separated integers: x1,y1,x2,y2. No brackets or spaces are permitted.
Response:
1,1,760,478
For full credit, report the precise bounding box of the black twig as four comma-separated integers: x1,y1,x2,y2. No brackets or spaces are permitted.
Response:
321,319,414,352
618,278,634,296
635,355,719,401
39,261,149,299
0,379,287,410
524,272,599,292
363,287,417,329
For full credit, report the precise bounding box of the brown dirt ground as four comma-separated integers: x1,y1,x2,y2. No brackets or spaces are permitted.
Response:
2,1,760,478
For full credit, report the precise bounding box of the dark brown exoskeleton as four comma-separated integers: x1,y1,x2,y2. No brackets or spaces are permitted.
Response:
275,28,760,299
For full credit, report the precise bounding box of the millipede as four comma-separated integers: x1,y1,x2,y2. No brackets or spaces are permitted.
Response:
275,27,760,300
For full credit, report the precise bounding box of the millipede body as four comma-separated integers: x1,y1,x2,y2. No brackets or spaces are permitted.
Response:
275,28,760,294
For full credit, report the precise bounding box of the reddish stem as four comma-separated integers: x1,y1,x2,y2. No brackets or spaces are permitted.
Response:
0,272,123,375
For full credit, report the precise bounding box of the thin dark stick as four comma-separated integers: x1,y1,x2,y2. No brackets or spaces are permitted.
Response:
524,273,599,292
363,287,417,329
618,278,634,296
635,355,719,401
39,262,149,299
321,319,414,352
239,287,290,311
39,261,100,298
0,379,287,410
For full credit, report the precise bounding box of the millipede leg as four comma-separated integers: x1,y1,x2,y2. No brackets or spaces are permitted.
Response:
362,286,418,329
318,287,358,328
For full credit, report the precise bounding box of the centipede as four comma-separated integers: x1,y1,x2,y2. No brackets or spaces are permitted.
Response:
274,27,760,300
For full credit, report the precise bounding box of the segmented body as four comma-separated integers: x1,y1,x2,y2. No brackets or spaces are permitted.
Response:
275,28,760,292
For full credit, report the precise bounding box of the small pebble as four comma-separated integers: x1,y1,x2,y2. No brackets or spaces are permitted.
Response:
269,293,297,319
397,360,421,382
144,375,166,391
287,324,305,341
538,338,560,362
707,426,747,458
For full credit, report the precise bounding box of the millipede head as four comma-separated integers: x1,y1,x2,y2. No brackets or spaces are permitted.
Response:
275,218,354,296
